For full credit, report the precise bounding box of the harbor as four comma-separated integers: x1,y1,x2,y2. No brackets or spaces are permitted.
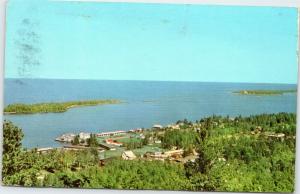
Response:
40,123,199,163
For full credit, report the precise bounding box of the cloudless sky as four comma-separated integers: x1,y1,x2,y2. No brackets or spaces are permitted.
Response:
5,0,299,84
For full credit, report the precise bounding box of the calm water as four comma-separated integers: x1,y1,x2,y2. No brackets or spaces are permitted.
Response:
4,79,297,148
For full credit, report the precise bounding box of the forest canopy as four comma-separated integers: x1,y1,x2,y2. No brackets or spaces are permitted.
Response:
2,112,296,192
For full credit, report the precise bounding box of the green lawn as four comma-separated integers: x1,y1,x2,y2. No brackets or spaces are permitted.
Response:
101,147,126,159
97,133,141,144
132,145,165,156
100,144,164,159
118,136,142,144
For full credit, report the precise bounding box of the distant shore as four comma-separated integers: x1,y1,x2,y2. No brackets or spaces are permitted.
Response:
4,99,121,115
233,89,297,96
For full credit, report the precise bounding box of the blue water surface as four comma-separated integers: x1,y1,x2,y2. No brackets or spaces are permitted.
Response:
4,79,297,148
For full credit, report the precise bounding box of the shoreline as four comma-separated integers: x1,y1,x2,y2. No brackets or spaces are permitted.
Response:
5,77,297,86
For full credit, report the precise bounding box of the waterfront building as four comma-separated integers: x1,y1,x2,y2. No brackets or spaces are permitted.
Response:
96,130,126,137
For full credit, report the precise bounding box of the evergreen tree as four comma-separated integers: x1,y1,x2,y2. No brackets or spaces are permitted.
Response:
72,135,80,145
2,121,24,177
87,134,98,147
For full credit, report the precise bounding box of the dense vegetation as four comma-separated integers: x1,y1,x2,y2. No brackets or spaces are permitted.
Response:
184,113,296,192
161,128,199,154
4,99,120,114
233,89,297,95
2,112,296,192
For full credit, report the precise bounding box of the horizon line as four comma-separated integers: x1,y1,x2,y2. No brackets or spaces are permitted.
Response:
4,77,298,85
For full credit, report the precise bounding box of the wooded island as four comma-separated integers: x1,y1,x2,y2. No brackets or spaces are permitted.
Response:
4,99,120,114
233,89,296,95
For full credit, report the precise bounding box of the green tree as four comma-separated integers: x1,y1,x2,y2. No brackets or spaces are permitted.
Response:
72,135,80,145
2,120,24,178
87,134,98,147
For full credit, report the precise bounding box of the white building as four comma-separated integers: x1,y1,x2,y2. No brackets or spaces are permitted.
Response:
55,133,76,143
153,124,163,129
96,130,126,137
122,150,137,160
79,132,91,140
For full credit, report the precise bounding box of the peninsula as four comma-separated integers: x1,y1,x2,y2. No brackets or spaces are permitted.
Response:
4,99,121,114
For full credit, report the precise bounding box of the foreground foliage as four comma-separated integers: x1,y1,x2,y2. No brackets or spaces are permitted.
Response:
2,112,296,192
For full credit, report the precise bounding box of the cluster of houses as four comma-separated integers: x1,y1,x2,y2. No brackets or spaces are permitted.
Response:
250,126,285,139
55,124,167,145
128,128,143,133
143,149,184,160
166,124,180,129
55,132,91,143
37,146,190,164
55,130,128,143
42,123,201,165
55,133,77,143
120,148,198,163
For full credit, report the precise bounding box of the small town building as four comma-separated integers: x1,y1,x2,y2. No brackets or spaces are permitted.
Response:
122,150,137,160
164,149,184,157
154,140,161,144
153,124,163,129
97,130,126,137
105,138,123,146
55,133,76,143
134,128,143,132
79,132,91,140
37,147,54,154
267,133,285,138
139,134,145,139
144,149,184,161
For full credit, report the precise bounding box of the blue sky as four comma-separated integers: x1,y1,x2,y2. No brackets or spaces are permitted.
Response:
5,0,299,84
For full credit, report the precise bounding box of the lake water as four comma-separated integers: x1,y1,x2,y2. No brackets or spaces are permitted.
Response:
4,79,297,148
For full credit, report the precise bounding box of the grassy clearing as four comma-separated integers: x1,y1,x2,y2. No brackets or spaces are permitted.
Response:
132,145,165,156
118,136,142,144
102,147,126,159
